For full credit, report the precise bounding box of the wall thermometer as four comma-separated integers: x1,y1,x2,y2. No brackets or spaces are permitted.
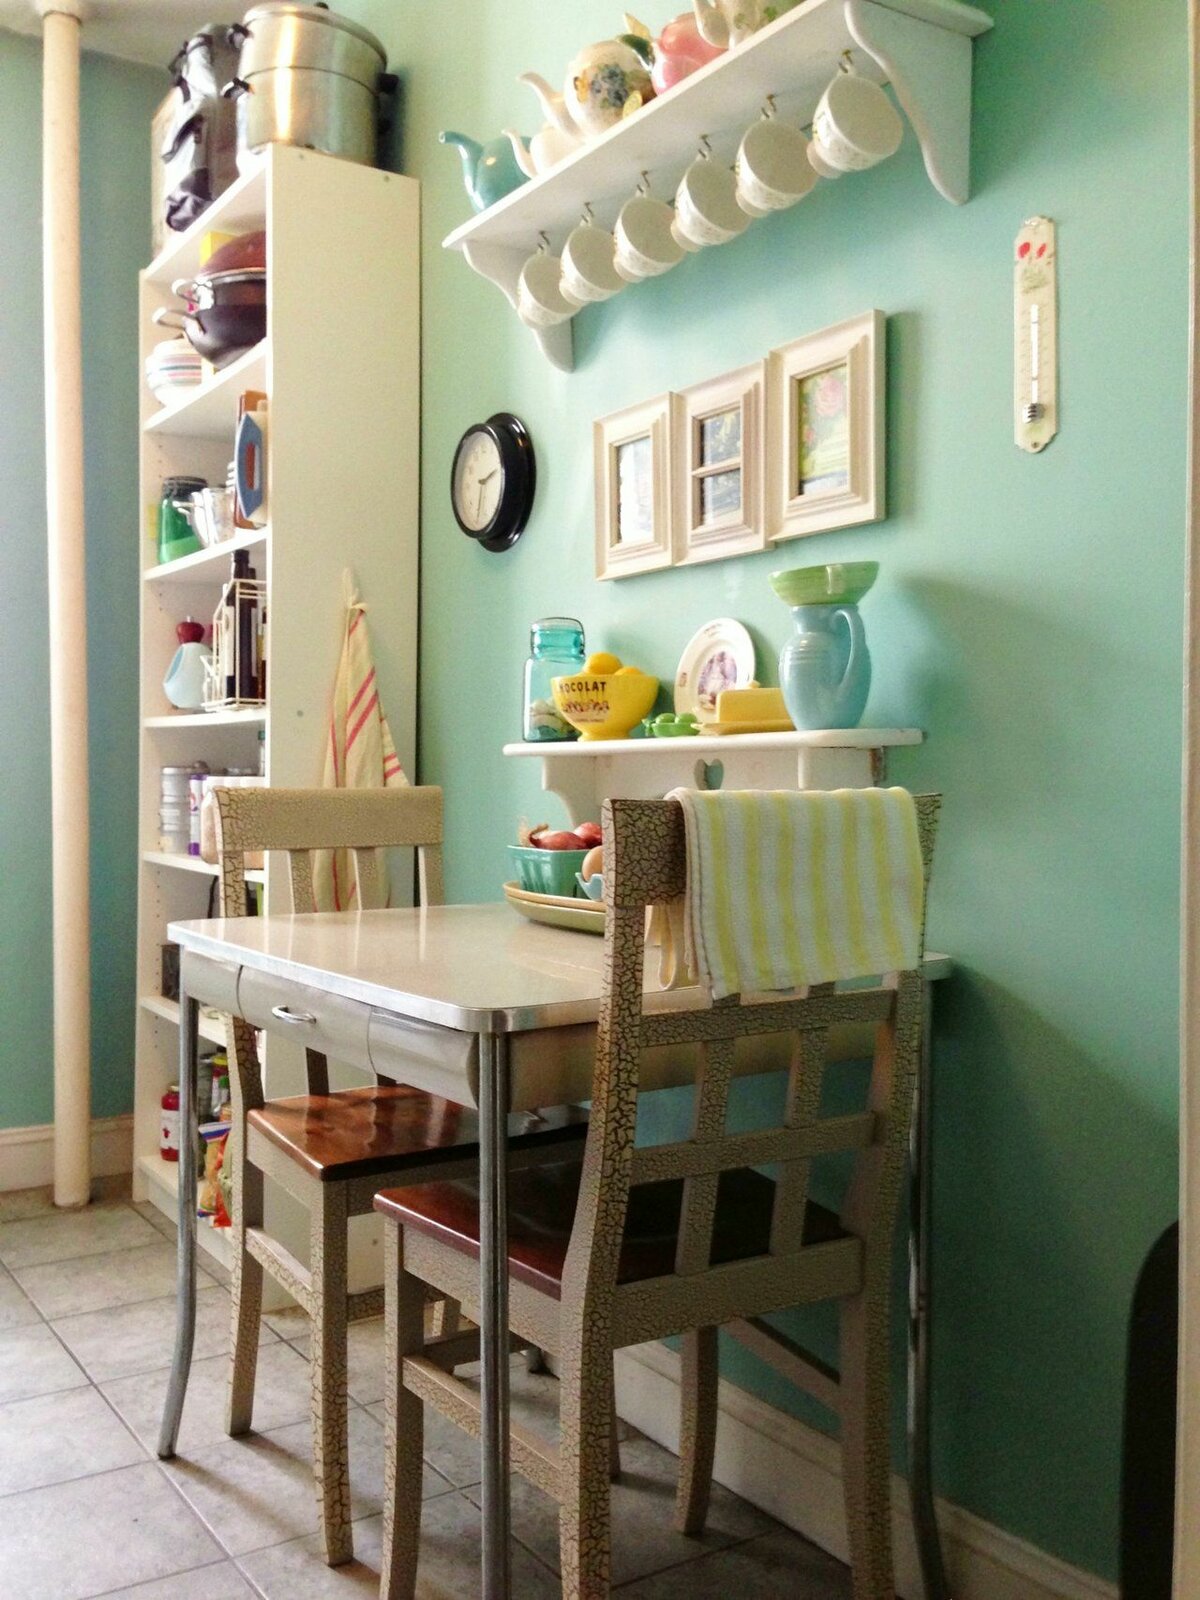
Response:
1014,216,1057,453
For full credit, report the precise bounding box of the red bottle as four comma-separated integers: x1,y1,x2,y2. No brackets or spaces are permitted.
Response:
160,1085,181,1162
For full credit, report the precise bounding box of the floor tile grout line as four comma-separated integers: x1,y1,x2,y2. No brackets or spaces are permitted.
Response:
79,1550,233,1600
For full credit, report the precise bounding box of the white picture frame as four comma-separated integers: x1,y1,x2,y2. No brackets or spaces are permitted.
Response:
766,310,885,543
672,361,767,567
594,393,674,580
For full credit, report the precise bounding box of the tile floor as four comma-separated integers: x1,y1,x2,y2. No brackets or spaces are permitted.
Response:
0,1181,850,1599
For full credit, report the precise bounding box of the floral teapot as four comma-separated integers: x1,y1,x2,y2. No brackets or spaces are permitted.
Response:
520,25,652,143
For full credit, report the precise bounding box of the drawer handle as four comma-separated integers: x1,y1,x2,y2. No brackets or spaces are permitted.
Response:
270,1004,317,1026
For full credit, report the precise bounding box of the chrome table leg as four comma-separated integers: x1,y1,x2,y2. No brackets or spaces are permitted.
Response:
908,979,950,1599
157,988,199,1459
478,1030,512,1599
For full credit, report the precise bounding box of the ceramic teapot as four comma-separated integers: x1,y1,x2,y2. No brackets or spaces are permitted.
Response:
503,102,582,179
163,618,212,713
439,129,530,212
566,35,652,136
692,0,794,50
624,11,725,93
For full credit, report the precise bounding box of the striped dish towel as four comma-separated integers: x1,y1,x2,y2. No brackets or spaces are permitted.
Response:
663,787,925,1000
313,578,409,912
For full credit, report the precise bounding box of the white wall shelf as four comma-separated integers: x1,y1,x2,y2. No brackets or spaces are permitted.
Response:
503,727,922,822
143,710,266,730
143,527,268,586
140,994,227,1048
143,851,266,886
144,343,268,440
443,0,991,370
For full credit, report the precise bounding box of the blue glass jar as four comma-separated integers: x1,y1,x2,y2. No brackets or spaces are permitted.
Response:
523,617,585,741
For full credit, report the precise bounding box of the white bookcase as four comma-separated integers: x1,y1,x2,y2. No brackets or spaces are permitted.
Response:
131,147,420,1266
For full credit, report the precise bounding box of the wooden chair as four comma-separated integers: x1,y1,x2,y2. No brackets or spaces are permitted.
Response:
213,785,587,1567
374,792,940,1600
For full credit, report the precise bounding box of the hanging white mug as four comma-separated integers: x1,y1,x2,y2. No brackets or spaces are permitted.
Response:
560,207,625,305
735,102,817,216
516,238,575,328
809,56,903,176
613,177,684,281
672,139,750,251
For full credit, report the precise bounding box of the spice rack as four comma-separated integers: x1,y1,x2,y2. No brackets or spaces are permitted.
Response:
132,147,420,1257
443,0,992,370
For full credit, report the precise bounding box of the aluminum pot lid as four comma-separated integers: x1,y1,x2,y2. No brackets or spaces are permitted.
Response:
239,4,385,61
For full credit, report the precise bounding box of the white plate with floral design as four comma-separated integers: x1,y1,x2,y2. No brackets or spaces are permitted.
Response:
673,618,756,719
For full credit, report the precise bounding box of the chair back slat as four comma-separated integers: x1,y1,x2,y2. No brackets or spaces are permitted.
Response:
674,1034,734,1276
560,791,940,1339
213,786,446,1100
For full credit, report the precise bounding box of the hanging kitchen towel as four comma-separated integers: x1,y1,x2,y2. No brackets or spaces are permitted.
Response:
313,575,409,912
663,786,925,1000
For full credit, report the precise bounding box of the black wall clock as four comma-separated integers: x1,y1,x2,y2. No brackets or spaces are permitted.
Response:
450,412,536,552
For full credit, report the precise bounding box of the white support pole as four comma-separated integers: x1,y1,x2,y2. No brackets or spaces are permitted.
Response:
39,0,91,1209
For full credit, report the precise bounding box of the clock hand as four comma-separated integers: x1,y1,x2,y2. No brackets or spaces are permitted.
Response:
478,468,498,484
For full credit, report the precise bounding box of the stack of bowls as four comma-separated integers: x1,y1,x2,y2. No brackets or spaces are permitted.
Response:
145,337,204,406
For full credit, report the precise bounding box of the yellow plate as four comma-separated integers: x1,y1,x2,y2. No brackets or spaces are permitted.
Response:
503,880,605,935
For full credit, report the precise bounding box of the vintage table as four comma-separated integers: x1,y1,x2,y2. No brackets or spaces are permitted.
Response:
158,903,950,1600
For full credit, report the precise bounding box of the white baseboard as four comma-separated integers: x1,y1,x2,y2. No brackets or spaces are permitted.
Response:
614,1342,1116,1600
0,1115,133,1193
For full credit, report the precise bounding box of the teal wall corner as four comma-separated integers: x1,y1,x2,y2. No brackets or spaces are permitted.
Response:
343,0,1187,1581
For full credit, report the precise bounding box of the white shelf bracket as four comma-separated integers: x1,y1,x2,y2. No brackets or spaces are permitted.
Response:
460,240,575,373
845,0,977,205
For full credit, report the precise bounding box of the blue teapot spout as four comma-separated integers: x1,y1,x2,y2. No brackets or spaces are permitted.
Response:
439,129,482,183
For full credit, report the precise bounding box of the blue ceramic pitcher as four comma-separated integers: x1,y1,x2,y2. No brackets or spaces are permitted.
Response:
769,562,878,731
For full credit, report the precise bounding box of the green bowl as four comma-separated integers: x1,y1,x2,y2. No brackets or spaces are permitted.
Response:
769,561,879,607
508,844,589,897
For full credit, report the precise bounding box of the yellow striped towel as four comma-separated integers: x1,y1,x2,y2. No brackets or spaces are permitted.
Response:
664,786,925,1000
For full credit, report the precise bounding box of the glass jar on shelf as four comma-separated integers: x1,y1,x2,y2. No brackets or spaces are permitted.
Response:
522,617,585,741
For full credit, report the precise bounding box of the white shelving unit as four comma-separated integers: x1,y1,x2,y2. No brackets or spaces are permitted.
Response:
132,147,421,1259
503,727,922,822
443,0,991,369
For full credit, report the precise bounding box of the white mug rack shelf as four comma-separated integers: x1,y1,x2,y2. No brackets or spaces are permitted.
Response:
503,726,922,823
443,0,992,371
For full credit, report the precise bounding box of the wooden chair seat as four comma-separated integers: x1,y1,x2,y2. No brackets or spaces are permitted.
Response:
376,1157,846,1301
249,1087,588,1184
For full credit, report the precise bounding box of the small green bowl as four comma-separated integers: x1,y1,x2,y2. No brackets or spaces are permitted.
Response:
508,844,589,897
769,561,879,607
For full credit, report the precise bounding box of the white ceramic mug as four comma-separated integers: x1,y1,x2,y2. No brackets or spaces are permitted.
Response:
673,143,750,250
735,108,816,215
560,210,624,305
809,59,903,176
516,241,575,328
613,180,684,281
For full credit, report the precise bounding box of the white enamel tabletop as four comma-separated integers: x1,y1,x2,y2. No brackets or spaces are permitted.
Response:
170,902,951,1036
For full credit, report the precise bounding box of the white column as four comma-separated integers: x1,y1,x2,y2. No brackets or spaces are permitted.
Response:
39,0,91,1209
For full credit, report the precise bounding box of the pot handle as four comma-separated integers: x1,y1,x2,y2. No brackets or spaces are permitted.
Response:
226,21,250,47
152,306,189,332
222,77,251,100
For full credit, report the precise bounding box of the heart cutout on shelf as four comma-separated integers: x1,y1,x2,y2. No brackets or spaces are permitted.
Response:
694,758,724,791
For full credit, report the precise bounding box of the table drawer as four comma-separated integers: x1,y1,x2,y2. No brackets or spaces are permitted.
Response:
368,1010,478,1104
236,967,372,1067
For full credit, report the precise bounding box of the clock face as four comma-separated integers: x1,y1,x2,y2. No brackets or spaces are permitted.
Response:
452,428,504,533
450,414,536,552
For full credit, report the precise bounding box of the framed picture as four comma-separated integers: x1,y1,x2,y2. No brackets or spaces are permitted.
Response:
672,362,767,566
766,310,885,543
594,394,674,580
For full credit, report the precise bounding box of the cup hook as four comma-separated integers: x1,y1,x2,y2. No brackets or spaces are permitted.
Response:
537,230,551,253
838,48,855,74
636,169,651,196
698,134,713,159
762,93,777,119
580,202,595,225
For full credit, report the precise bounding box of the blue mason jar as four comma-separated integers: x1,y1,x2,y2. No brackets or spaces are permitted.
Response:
523,617,585,741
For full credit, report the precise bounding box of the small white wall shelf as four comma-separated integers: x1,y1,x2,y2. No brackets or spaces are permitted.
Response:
503,727,922,823
443,0,992,370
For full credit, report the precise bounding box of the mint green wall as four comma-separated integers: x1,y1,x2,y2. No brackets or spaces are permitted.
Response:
0,31,163,1130
346,0,1186,1580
